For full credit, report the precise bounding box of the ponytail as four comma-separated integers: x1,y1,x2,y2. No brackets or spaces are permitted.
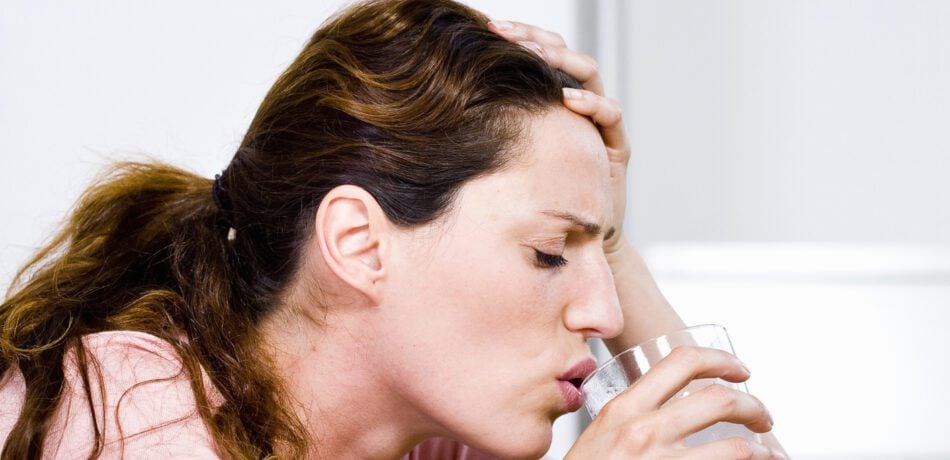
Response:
0,161,306,458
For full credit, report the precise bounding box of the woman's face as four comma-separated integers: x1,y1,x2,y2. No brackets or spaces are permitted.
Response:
375,107,622,458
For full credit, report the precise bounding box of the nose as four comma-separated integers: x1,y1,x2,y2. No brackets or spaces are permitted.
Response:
562,251,623,339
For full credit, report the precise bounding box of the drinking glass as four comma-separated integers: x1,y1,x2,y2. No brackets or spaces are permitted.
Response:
581,324,779,448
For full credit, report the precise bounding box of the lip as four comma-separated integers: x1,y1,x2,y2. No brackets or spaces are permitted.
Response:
556,357,598,412
557,380,585,412
558,357,598,383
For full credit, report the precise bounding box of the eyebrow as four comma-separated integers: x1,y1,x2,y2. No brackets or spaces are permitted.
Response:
540,210,616,241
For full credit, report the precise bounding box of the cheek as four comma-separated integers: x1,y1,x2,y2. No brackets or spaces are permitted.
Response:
418,250,563,446
380,235,568,454
383,238,551,355
385,237,567,393
435,246,558,341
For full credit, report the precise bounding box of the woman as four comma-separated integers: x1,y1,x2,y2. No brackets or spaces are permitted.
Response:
0,0,781,458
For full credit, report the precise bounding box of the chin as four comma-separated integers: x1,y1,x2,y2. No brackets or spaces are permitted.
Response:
481,421,552,460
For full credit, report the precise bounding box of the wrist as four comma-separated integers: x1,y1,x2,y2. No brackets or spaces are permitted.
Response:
601,238,686,353
603,236,633,270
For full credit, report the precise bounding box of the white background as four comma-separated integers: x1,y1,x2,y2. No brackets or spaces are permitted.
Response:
616,2,950,458
2,1,948,458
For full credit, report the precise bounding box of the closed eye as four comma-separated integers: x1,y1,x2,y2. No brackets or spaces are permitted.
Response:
534,250,568,269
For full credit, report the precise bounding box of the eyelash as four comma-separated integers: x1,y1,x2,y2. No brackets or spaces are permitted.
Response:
534,250,568,269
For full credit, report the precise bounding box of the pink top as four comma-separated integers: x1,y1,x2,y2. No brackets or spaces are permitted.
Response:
0,331,496,459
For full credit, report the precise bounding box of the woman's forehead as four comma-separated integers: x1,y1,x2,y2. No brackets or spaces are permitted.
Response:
521,109,608,176
453,108,612,228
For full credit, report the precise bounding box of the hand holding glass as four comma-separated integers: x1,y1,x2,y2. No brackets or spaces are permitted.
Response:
581,324,786,451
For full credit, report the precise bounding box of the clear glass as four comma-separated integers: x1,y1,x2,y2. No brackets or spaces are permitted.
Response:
581,324,775,448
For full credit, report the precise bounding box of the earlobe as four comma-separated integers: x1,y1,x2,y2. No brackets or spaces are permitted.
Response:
314,185,389,305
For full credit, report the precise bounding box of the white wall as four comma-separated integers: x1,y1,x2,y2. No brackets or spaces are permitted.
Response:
615,1,950,458
622,0,950,245
0,1,349,283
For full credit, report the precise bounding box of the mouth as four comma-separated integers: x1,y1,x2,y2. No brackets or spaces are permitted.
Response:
555,357,598,412
557,357,598,386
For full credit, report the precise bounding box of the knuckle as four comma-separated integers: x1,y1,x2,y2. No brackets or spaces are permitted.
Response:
547,45,565,63
707,384,739,412
728,437,755,460
606,99,623,121
597,390,635,420
581,53,599,70
669,345,705,370
617,420,657,449
596,396,620,419
552,32,567,46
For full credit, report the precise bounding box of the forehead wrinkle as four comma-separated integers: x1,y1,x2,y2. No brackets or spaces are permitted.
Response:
538,210,605,237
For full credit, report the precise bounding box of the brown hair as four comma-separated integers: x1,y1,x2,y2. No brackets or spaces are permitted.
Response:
0,0,579,457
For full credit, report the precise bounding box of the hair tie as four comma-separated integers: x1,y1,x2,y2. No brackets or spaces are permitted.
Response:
212,174,227,212
212,173,237,241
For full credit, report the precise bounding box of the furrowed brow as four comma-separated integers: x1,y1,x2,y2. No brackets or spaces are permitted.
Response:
540,210,615,240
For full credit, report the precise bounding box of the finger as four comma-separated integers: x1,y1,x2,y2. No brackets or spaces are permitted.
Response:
487,20,605,93
561,88,627,151
520,41,604,95
488,20,566,48
679,437,786,460
661,384,774,439
603,346,749,415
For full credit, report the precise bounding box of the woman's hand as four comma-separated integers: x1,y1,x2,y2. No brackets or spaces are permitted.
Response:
487,20,629,255
565,347,784,459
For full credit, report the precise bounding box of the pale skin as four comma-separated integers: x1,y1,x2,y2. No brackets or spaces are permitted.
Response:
265,108,622,460
259,20,784,460
489,20,786,459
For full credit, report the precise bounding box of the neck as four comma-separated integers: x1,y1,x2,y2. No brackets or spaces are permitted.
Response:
261,306,433,460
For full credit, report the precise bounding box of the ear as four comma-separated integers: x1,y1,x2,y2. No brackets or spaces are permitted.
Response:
314,185,390,306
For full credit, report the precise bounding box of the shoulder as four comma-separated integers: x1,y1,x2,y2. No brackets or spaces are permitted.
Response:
71,330,224,419
49,330,222,458
77,329,189,380
81,329,183,358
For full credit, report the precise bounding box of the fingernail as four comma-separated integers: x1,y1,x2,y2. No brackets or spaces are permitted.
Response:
740,360,751,375
518,40,544,58
489,20,513,31
562,88,582,99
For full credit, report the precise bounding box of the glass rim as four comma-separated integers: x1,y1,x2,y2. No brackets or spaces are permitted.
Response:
580,323,729,389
